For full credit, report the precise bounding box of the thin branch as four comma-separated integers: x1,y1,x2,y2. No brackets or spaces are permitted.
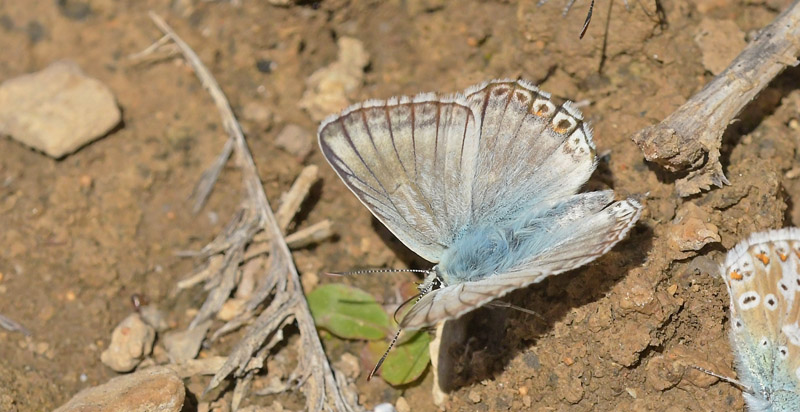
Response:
631,0,800,196
147,12,359,412
276,165,318,233
0,313,31,336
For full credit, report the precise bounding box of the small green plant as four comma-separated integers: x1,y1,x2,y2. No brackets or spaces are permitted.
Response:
308,283,431,385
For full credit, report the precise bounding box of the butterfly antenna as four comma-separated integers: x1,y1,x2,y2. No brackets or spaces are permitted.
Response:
690,365,753,393
393,293,422,324
579,0,595,39
368,329,403,381
325,268,432,277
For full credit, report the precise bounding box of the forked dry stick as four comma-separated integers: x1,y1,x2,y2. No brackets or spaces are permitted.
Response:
147,12,359,412
631,0,800,197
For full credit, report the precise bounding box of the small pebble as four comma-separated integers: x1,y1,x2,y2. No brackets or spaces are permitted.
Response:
299,37,370,122
241,102,273,126
333,352,360,380
274,124,313,159
468,389,481,403
162,320,211,363
100,313,155,372
395,396,410,412
372,404,396,412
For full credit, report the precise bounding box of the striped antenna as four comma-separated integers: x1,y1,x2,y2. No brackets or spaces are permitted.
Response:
690,365,752,393
579,0,595,39
368,328,403,381
325,268,432,277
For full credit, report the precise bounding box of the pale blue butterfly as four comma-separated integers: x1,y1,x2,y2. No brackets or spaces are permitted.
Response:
318,79,642,330
720,228,800,411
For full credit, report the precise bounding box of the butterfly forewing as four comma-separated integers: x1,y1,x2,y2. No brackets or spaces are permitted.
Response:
464,80,597,224
721,228,800,409
319,97,480,262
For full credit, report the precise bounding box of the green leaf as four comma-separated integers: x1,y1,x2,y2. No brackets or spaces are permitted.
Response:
307,284,391,340
379,331,431,386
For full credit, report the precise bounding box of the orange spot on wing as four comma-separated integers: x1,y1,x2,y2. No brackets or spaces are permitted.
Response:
780,253,788,262
730,271,743,281
755,253,770,265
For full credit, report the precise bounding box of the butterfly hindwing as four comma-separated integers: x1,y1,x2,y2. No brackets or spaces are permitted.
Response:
721,228,800,410
400,196,642,329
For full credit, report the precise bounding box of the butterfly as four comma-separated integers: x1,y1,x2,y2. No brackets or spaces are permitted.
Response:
720,228,800,411
317,79,642,331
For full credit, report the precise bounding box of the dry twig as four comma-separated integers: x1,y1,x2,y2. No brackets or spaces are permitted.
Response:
146,12,359,412
631,0,800,196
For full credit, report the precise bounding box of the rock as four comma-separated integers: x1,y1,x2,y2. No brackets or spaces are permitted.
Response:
274,124,313,159
299,37,370,122
395,397,410,412
241,102,273,128
645,355,683,391
372,404,397,412
101,313,156,372
667,203,720,252
554,364,584,404
333,352,360,380
694,18,746,75
54,366,185,412
138,305,169,332
0,60,120,158
162,320,211,363
468,389,481,403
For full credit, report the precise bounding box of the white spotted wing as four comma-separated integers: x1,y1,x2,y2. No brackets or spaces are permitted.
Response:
721,228,800,410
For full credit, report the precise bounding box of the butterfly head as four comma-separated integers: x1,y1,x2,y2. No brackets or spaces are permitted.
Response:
418,267,445,297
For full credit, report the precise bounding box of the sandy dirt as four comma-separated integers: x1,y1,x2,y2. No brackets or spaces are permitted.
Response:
1,0,798,411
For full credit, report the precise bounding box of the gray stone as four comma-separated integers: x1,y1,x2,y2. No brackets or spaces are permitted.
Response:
0,60,120,158
163,320,211,363
54,366,185,412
